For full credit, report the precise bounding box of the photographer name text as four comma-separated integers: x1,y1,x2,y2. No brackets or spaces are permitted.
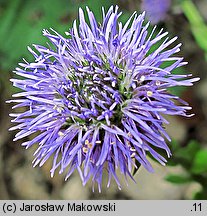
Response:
15,202,115,212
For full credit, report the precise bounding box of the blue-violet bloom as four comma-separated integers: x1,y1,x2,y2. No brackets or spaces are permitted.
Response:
141,0,172,24
9,6,199,191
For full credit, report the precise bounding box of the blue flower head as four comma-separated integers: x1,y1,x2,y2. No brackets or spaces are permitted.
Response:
141,0,172,24
9,6,199,191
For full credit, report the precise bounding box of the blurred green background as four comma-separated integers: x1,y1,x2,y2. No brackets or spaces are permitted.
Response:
0,0,207,200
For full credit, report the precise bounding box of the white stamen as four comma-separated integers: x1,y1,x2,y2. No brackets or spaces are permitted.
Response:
140,75,145,82
156,80,161,86
83,147,88,153
83,125,88,131
147,91,153,97
58,131,64,137
128,70,132,74
112,81,116,87
130,153,136,158
85,140,89,145
132,82,136,89
130,147,136,152
57,107,63,113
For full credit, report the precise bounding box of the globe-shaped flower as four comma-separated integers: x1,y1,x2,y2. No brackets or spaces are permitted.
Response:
9,6,199,191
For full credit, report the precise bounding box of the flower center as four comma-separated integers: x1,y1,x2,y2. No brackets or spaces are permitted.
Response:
55,61,131,128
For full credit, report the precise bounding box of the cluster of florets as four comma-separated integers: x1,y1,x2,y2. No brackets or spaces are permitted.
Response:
9,6,198,191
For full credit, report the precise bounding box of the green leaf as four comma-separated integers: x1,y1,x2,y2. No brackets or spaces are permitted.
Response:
193,190,207,200
191,149,207,174
165,174,191,184
0,0,22,40
181,0,207,54
167,140,201,168
0,0,78,70
174,140,200,162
